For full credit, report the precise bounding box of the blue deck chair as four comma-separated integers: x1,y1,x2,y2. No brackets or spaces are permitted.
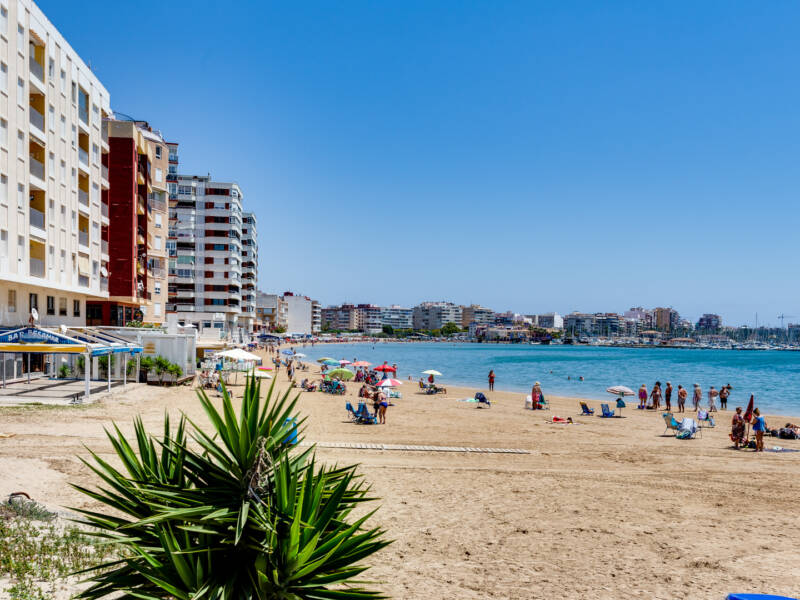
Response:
579,402,594,415
345,402,359,422
355,402,377,424
727,595,799,600
662,412,681,436
599,403,615,418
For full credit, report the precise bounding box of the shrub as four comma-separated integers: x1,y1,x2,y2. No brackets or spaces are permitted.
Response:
72,377,390,598
58,364,71,379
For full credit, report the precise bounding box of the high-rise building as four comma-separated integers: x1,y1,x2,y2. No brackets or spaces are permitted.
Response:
311,300,321,333
380,305,413,330
166,163,248,339
461,304,494,328
0,0,112,327
536,313,563,329
240,212,257,333
321,304,358,331
654,307,679,332
85,120,168,326
696,313,722,333
412,302,462,330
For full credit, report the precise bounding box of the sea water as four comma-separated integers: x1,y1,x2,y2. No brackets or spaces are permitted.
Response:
288,342,800,417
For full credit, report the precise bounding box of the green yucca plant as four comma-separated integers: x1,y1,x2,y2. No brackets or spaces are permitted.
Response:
71,376,391,599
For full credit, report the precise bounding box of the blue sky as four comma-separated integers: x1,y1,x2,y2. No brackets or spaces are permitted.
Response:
39,1,800,327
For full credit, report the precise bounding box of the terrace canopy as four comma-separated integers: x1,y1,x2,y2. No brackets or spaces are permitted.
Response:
0,326,143,400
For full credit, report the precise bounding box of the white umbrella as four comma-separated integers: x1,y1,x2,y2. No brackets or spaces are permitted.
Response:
249,369,272,379
422,369,442,376
293,353,307,358
218,348,261,362
606,385,634,416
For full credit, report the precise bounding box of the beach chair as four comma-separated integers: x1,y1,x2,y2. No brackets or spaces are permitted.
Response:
662,412,681,436
616,398,626,416
697,410,715,428
599,403,615,418
676,417,700,439
579,402,594,415
345,402,359,422
355,402,377,424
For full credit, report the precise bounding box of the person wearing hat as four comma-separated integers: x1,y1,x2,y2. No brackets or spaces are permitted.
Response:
692,384,702,412
531,381,542,410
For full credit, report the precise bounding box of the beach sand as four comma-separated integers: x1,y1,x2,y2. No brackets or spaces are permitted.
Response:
0,356,798,599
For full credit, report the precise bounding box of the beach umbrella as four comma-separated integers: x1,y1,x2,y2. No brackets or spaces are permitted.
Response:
317,357,335,363
743,394,754,423
322,359,340,366
422,370,442,376
377,378,401,387
606,386,634,416
281,349,295,356
374,365,396,372
339,360,352,366
326,368,354,381
352,360,372,367
249,369,272,379
293,353,307,358
256,366,273,371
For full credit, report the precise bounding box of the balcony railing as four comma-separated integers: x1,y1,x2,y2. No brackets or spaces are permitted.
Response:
79,106,89,126
29,257,45,277
101,202,108,218
151,267,165,278
29,207,45,230
79,231,89,247
79,190,89,207
78,148,89,167
29,106,45,132
29,56,44,84
151,197,166,212
29,156,44,180
101,165,108,180
101,240,108,255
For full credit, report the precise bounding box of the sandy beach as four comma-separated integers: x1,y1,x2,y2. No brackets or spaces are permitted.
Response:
0,354,798,599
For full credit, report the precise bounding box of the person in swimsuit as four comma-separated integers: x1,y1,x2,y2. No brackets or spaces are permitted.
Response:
730,406,746,449
638,384,648,410
718,385,729,410
488,370,495,391
692,384,702,412
649,381,662,410
664,382,673,412
752,408,767,452
377,390,388,424
677,385,687,413
708,386,719,412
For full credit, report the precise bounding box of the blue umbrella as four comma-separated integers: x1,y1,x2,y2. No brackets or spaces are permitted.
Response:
281,349,295,356
322,359,339,366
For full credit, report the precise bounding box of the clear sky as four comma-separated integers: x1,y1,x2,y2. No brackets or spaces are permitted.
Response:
38,1,800,327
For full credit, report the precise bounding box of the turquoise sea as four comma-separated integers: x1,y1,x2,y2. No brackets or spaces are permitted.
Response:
290,342,800,417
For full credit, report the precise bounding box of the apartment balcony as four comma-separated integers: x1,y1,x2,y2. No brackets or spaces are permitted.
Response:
79,231,89,248
29,106,46,143
78,148,90,172
29,157,46,190
137,196,146,215
175,304,196,312
151,267,165,278
101,240,109,256
78,189,90,209
150,197,166,212
29,57,45,93
137,262,146,275
137,229,146,246
29,257,45,278
101,165,109,187
29,206,46,237
78,275,90,287
100,202,109,220
78,106,89,129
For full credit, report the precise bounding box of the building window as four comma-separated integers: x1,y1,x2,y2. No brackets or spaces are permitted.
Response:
0,6,6,37
17,235,23,268
48,105,54,131
60,115,66,138
155,167,162,182
7,288,15,313
154,303,162,316
71,81,76,104
0,62,6,93
46,295,55,315
60,69,65,94
48,152,54,177
17,183,23,209
92,144,99,164
16,76,22,105
0,175,6,204
0,118,6,147
73,299,80,317
29,292,38,312
16,24,23,54
155,214,162,228
58,297,67,316
48,58,54,79
60,160,65,182
16,129,23,157
154,282,161,294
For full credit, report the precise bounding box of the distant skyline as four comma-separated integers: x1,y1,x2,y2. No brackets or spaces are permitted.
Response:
38,1,800,327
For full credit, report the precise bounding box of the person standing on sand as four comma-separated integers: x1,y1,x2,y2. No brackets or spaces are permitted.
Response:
649,381,662,410
708,386,719,412
692,384,702,412
752,408,767,452
664,382,673,412
731,406,746,449
531,381,542,410
719,385,729,410
488,370,495,391
378,391,389,424
638,384,647,410
677,385,687,413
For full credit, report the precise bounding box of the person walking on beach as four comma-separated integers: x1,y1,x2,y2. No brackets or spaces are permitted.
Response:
664,382,673,412
692,384,702,412
731,406,746,449
488,370,495,391
638,384,648,410
677,385,687,413
708,386,719,412
649,381,662,410
719,385,730,410
752,408,767,452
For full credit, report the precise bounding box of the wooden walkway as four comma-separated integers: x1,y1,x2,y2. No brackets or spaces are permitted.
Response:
301,442,529,454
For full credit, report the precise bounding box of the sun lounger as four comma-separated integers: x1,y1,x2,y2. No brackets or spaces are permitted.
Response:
676,417,700,439
579,402,594,415
355,402,377,424
662,412,681,436
345,402,359,422
599,403,615,418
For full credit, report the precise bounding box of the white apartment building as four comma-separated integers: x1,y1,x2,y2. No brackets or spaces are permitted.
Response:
380,305,412,330
412,301,463,330
0,0,112,328
167,168,247,340
240,211,257,332
283,293,312,335
536,312,563,329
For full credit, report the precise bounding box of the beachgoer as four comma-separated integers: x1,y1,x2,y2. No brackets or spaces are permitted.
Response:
752,408,767,452
392,363,398,378
708,386,719,412
731,406,746,449
719,385,729,410
531,381,542,410
664,382,673,412
378,391,389,424
650,381,662,410
677,385,687,413
372,391,381,418
692,384,702,412
428,373,435,385
488,370,495,391
638,384,647,410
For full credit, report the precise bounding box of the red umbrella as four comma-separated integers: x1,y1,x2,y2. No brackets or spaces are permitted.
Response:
743,394,754,423
374,365,396,372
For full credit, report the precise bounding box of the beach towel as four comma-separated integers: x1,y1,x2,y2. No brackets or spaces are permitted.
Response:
457,398,479,403
676,418,698,439
764,447,800,453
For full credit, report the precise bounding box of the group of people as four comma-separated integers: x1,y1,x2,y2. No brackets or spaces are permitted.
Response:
637,382,732,413
358,384,389,424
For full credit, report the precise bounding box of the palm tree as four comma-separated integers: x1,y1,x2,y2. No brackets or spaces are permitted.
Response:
72,376,390,599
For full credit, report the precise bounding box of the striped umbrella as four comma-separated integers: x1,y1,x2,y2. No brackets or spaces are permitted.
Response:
377,378,402,387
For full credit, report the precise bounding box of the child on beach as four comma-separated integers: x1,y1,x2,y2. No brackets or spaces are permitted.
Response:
752,408,767,452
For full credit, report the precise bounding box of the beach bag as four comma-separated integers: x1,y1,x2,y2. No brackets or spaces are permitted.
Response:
676,430,693,440
474,392,488,403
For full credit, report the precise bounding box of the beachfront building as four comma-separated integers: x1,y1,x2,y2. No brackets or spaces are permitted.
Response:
0,0,113,330
85,119,169,326
380,305,413,330
654,307,680,333
282,292,314,335
624,307,654,329
696,313,722,333
355,304,382,333
321,304,358,331
461,304,494,329
311,300,321,333
166,164,248,340
412,302,462,330
240,211,257,333
536,313,564,329
255,291,279,331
